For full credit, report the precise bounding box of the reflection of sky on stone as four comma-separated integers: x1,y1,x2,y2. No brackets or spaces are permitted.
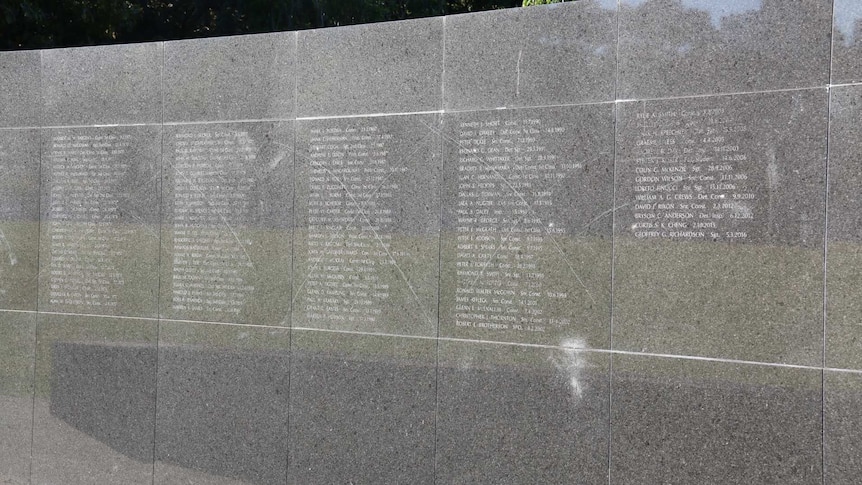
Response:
544,0,616,11
622,0,762,29
835,0,862,46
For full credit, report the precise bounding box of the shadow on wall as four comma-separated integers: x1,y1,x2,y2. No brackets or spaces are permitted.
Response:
49,341,157,463
47,339,602,484
46,337,829,484
49,341,290,485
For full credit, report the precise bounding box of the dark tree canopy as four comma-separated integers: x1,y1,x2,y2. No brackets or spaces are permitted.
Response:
0,0,525,50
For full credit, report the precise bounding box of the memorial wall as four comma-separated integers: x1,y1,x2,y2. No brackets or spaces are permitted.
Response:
0,0,860,483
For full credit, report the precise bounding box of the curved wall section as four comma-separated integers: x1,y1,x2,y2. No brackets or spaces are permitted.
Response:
0,1,859,483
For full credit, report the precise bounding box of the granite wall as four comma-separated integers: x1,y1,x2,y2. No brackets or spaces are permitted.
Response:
1,0,861,483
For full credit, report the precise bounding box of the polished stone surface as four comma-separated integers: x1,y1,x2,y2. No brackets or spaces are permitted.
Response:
825,370,862,485
292,113,441,336
31,313,157,485
42,43,162,126
164,33,295,122
50,342,156,462
160,122,294,326
0,51,40,127
436,340,609,484
827,85,862,370
38,125,161,317
618,0,832,99
439,104,614,346
614,89,828,365
0,129,40,311
611,354,822,484
288,330,436,484
0,311,35,485
833,0,862,84
296,17,443,117
443,0,616,111
154,321,290,485
2,6,861,485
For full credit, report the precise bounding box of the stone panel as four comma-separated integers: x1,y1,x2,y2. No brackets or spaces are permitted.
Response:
296,17,443,117
618,0,832,99
439,104,613,347
436,339,609,484
288,330,436,484
614,89,827,365
38,125,161,317
826,85,862,370
164,33,295,122
611,354,822,484
0,129,40,311
154,321,290,485
825,370,862,485
833,0,862,84
443,0,616,111
0,51,40,127
42,43,162,126
292,114,441,336
31,313,157,485
0,311,35,485
160,122,293,325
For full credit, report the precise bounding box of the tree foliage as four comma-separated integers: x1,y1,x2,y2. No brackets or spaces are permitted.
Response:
0,0,525,50
521,0,564,6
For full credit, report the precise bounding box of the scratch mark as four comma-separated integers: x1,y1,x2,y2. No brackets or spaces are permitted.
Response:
282,131,432,310
421,117,603,305
0,226,17,266
577,203,629,234
321,162,434,328
547,239,596,305
171,165,256,270
127,212,159,239
516,49,523,98
269,150,285,171
284,126,438,321
481,155,599,304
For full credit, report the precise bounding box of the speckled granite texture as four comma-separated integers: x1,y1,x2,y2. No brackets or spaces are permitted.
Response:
614,89,828,366
444,0,617,111
832,0,862,84
296,17,443,117
618,0,832,99
159,121,294,326
0,1,860,482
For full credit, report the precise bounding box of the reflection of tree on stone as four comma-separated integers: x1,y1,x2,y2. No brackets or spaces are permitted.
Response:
439,105,613,347
620,0,828,97
835,0,862,47
291,115,441,335
168,128,261,317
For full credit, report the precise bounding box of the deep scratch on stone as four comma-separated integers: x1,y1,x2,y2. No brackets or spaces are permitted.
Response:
0,226,17,266
281,126,437,322
516,49,523,98
478,154,600,305
427,118,604,304
577,203,630,234
312,161,434,329
172,164,256,270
